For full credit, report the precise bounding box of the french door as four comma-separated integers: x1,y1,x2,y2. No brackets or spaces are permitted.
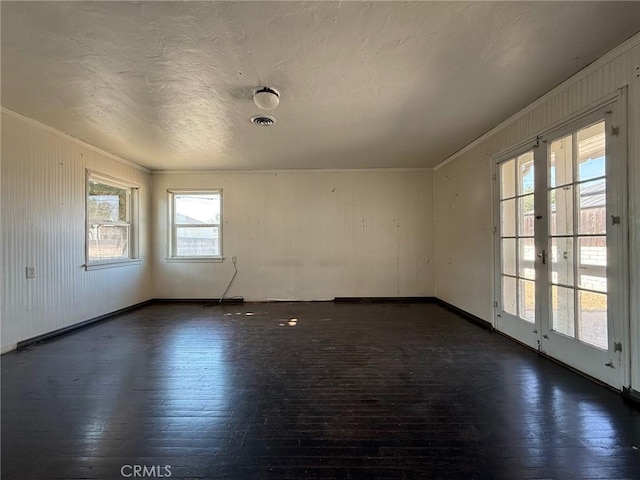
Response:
494,101,628,389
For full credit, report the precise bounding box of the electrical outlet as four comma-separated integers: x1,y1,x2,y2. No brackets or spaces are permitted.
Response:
26,266,35,279
232,256,237,263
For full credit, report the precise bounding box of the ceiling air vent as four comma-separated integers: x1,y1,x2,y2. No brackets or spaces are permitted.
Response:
250,115,276,127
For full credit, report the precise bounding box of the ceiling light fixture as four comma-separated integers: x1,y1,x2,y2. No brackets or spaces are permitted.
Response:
253,87,280,110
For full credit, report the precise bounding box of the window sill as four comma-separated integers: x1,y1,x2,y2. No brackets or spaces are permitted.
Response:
85,259,142,271
165,257,224,263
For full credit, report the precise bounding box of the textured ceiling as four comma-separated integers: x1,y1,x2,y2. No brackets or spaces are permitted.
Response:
2,1,639,170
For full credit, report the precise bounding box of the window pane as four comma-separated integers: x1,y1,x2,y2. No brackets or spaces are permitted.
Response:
88,181,128,222
517,152,534,195
552,286,574,337
518,279,535,323
500,159,516,199
88,225,129,260
578,290,607,350
578,236,607,267
577,122,605,182
578,237,607,292
176,227,219,256
578,179,606,235
175,194,220,224
551,237,573,286
579,274,607,293
549,186,573,236
518,194,534,236
501,199,516,237
549,134,573,187
502,276,517,316
518,238,535,280
502,239,516,276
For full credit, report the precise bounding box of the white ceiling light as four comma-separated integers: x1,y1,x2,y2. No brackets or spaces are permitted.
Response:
253,87,280,110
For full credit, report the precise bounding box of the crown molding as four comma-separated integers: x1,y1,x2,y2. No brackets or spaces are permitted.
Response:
151,167,433,175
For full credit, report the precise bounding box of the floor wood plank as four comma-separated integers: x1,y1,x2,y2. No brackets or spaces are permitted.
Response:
3,302,640,479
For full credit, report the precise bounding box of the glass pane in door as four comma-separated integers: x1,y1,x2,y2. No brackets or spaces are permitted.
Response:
518,238,535,280
552,286,575,337
501,199,516,237
578,181,606,235
551,237,574,286
578,237,607,291
519,279,535,323
518,195,535,236
502,239,516,276
579,291,607,349
577,122,606,181
503,276,517,316
549,186,574,235
501,159,516,199
549,134,573,187
518,152,534,195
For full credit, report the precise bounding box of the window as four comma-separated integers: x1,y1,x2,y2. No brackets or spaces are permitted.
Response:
169,191,222,259
86,172,139,267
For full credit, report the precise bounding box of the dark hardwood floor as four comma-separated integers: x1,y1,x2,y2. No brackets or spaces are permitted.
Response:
2,302,640,479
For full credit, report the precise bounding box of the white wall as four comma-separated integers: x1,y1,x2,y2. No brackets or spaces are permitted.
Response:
1,111,153,352
433,36,640,389
152,170,434,301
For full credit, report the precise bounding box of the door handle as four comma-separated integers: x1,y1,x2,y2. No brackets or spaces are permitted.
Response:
537,250,546,265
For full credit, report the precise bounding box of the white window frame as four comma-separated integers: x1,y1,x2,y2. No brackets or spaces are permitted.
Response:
85,171,140,270
167,189,223,262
